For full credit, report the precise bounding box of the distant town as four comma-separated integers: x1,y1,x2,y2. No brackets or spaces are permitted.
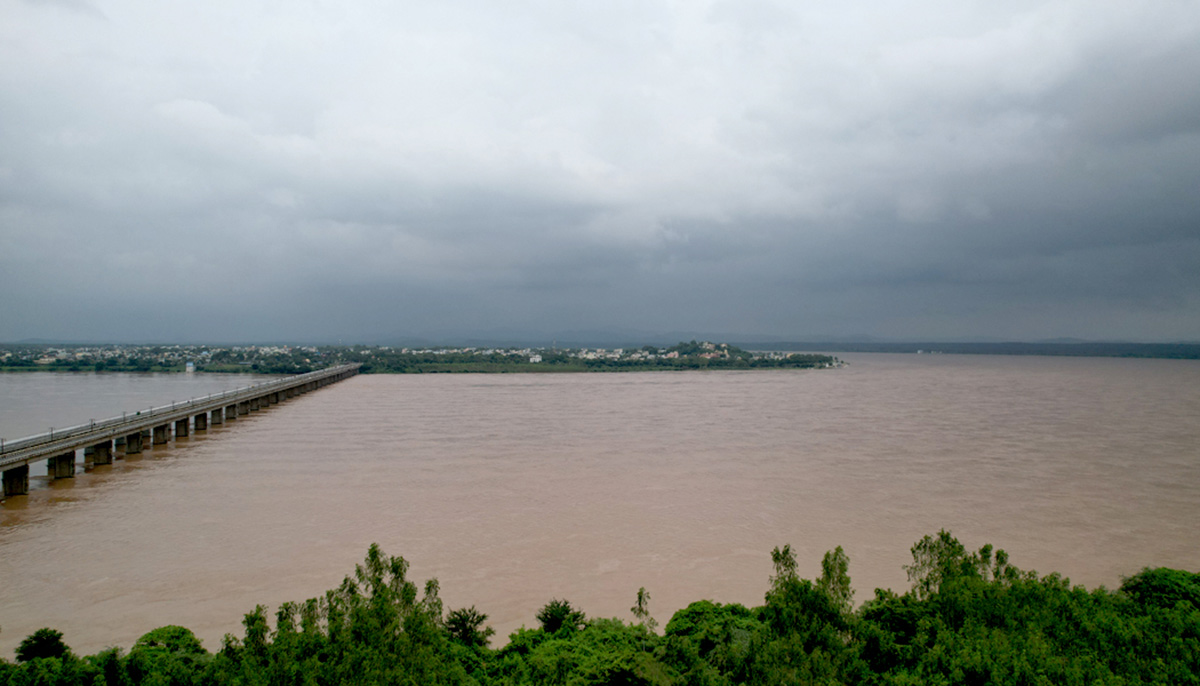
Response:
0,342,840,374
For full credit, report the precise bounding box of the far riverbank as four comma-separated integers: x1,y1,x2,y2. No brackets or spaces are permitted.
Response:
0,341,839,375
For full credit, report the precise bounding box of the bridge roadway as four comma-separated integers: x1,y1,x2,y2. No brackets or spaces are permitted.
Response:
1,364,360,497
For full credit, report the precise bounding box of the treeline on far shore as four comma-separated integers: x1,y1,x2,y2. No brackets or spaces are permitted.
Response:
0,342,838,376
3,531,1198,685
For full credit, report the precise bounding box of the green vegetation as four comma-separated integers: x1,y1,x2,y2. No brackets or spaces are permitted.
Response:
0,343,839,375
3,531,1197,684
301,342,837,374
14,629,70,663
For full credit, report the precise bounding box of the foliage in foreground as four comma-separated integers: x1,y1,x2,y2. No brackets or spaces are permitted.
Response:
3,533,1198,685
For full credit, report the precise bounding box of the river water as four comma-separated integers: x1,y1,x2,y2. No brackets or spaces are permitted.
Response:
1,354,1198,656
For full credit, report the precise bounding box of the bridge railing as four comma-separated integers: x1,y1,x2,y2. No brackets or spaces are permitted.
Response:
0,364,359,458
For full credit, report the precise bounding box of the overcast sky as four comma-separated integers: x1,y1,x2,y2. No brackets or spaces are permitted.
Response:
2,0,1198,343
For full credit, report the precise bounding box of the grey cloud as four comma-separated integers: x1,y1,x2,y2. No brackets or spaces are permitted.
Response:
22,0,104,19
2,1,1199,343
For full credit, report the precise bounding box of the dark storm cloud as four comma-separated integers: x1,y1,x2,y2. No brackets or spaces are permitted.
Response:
2,1,1199,342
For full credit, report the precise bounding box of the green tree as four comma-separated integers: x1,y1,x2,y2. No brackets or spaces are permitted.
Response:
16,628,70,662
769,544,799,589
536,598,586,635
132,625,205,654
752,545,861,684
446,606,495,648
519,618,673,686
817,545,854,613
631,587,658,632
126,625,209,685
1121,567,1200,609
663,600,761,683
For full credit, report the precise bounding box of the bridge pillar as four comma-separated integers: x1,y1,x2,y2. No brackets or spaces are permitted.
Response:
152,424,169,445
125,431,143,454
211,408,223,425
49,451,76,479
195,412,208,431
88,440,113,466
175,417,189,437
226,404,238,419
249,397,260,411
2,465,29,497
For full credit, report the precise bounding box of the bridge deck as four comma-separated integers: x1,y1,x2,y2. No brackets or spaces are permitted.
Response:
0,364,360,472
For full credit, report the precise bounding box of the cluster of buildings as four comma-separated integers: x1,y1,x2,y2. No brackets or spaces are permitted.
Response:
0,345,195,366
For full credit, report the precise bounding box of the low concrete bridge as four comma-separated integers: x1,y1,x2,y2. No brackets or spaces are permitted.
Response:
1,364,360,497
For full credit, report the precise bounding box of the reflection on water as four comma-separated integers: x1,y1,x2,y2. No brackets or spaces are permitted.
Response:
1,355,1198,656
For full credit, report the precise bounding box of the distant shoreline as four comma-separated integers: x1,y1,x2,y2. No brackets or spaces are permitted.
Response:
738,341,1200,360
4,340,1198,376
0,342,841,375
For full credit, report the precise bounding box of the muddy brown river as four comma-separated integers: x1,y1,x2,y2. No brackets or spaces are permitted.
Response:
2,354,1198,656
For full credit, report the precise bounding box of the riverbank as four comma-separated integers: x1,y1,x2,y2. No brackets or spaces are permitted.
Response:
3,535,1196,685
0,342,840,375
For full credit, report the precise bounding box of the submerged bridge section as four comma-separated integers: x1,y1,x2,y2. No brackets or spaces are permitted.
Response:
0,364,360,497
